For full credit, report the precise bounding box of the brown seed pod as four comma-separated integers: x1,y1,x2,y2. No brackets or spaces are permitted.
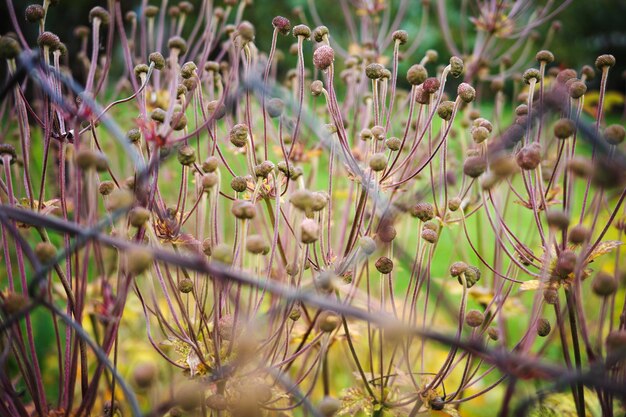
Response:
592,272,617,297
229,123,249,147
272,16,291,35
516,142,541,170
568,224,590,245
35,242,57,263
536,318,551,337
231,200,256,220
449,261,468,277
300,218,319,244
407,64,428,85
375,256,394,274
553,118,576,139
132,362,157,389
318,311,340,332
465,310,484,327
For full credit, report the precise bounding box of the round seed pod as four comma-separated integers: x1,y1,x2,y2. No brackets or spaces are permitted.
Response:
407,64,427,85
463,156,486,178
177,145,196,166
556,69,577,84
465,310,484,327
35,242,57,263
430,397,445,411
412,202,434,222
272,16,291,35
132,362,157,389
487,327,499,341
569,80,587,99
144,5,159,18
385,137,401,151
448,197,462,212
99,181,115,196
231,200,256,220
546,210,570,231
471,126,489,143
425,49,438,63
371,125,385,141
171,111,188,130
229,123,249,147
231,176,248,193
312,25,329,43
449,56,464,78
292,24,311,39
567,156,593,178
149,52,165,70
318,311,340,332
127,128,141,143
375,257,393,274
313,45,334,70
254,160,275,178
311,80,324,96
212,243,233,265
461,266,481,287
25,5,45,22
286,262,300,277
555,250,577,278
592,272,617,296
491,77,505,92
1,292,28,315
568,224,589,245
595,54,616,70
449,261,468,277
378,224,397,243
604,124,625,145
0,144,17,165
134,64,149,79
536,318,551,337
267,98,284,118
74,26,90,39
174,382,203,411
202,156,219,173
150,108,166,123
37,31,60,49
369,153,387,171
543,288,558,304
167,36,187,54
366,63,385,80
168,6,180,17
178,1,193,14
246,234,269,255
605,330,626,356
201,173,218,190
392,29,408,45
207,100,226,119
535,50,554,63
289,307,301,321
359,129,373,141
421,228,438,243
554,118,575,139
457,83,476,103
290,189,315,212
178,278,193,293
237,20,255,43
206,394,228,411
89,6,110,25
318,396,341,417
414,85,430,104
126,248,153,275
180,61,197,79
516,142,541,170
523,68,541,84
300,218,319,244
359,236,377,256
129,207,150,227
315,270,337,292
437,101,454,121
581,65,595,80
422,77,440,94
106,189,134,211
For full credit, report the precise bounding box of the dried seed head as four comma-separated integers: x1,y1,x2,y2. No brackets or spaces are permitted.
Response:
536,318,551,337
174,381,203,411
0,144,16,165
378,225,397,243
300,218,319,244
449,56,464,78
461,266,481,287
422,77,440,94
37,31,60,49
385,137,401,151
318,396,341,417
106,189,134,211
272,16,291,35
546,210,570,230
312,25,329,42
437,101,455,120
605,330,626,356
231,200,256,220
311,80,324,96
523,68,541,84
516,142,542,170
254,160,275,178
535,50,555,63
568,224,589,245
359,236,377,255
178,1,193,14
286,262,300,277
471,126,489,143
595,54,616,70
134,64,149,79
592,272,617,297
313,45,334,70
318,311,340,332
150,108,166,123
407,64,428,85
89,6,110,25
604,124,625,145
567,156,593,178
74,26,90,39
490,77,505,92
144,5,159,18
410,202,433,222
449,261,468,277
292,24,311,39
180,61,197,79
201,173,218,190
555,250,577,278
463,156,486,178
35,242,57,264
177,145,196,166
375,256,394,274
132,362,157,389
1,292,28,315
448,197,462,212
543,288,558,304
230,123,249,147
267,98,284,118
488,327,499,341
246,235,270,255
231,176,248,193
366,63,385,80
237,20,255,43
414,85,430,104
168,6,180,17
421,228,438,243
126,248,153,275
556,68,577,84
99,181,115,196
206,394,228,411
369,153,387,171
568,80,587,99
581,65,595,80
129,207,150,227
315,270,337,292
457,83,476,103
212,243,233,265
167,36,187,54
392,29,408,45
202,156,219,173
465,310,484,327
25,4,45,22
207,100,226,119
553,118,575,139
